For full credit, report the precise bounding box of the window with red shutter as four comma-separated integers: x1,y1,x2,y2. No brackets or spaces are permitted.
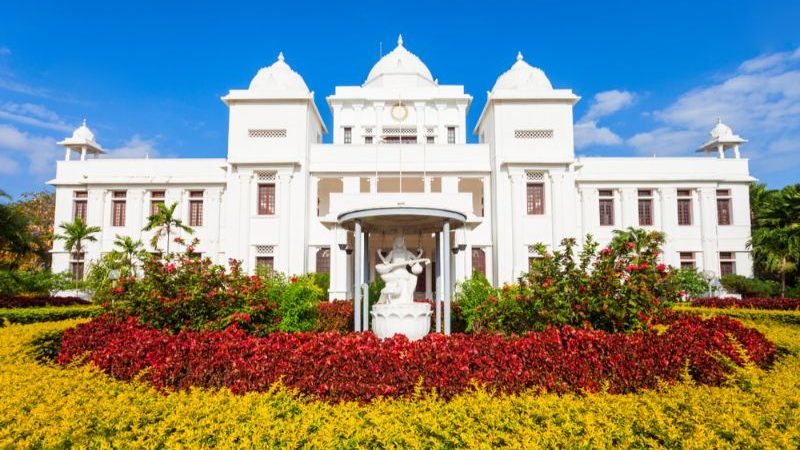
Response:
111,191,126,227
471,248,486,276
258,184,276,215
677,189,692,225
188,191,204,227
526,183,544,215
638,189,653,226
598,190,614,226
716,189,732,226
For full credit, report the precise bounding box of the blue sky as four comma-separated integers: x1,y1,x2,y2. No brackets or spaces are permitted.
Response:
1,0,799,198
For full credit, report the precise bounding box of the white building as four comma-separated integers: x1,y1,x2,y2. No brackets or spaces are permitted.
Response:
50,37,754,300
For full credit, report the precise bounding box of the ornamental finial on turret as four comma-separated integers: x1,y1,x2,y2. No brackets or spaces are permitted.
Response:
277,51,284,62
517,51,523,62
82,118,87,127
397,34,403,47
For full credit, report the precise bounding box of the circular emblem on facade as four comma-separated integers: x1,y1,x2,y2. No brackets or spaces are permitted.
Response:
391,102,408,122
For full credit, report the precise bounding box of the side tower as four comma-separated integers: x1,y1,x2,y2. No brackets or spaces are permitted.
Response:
221,53,326,274
475,53,580,283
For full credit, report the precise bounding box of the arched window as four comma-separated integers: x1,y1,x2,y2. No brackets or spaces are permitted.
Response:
472,248,486,276
316,247,330,273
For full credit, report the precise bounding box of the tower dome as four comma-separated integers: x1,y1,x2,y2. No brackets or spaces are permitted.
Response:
71,119,97,144
491,52,553,93
249,52,310,93
364,35,435,87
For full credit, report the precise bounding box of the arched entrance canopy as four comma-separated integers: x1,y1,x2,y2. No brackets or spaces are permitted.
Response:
337,207,466,233
337,207,463,335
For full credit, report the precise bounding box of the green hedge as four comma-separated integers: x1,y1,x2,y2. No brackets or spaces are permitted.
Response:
674,304,800,326
0,305,101,326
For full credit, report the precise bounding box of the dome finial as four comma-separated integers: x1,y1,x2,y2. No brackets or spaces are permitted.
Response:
277,51,284,62
397,34,403,47
716,116,721,125
81,118,87,127
517,51,523,62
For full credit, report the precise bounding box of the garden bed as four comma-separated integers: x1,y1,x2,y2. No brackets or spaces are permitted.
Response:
1,315,798,447
690,297,800,311
0,305,102,326
0,296,90,308
57,313,775,402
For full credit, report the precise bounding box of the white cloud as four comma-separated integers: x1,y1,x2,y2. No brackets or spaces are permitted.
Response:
574,120,623,148
583,90,635,121
105,135,160,159
0,154,19,174
0,78,50,97
574,89,635,149
628,45,800,175
0,102,72,132
0,124,60,174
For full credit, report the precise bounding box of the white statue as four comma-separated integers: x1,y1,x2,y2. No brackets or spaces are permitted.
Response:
375,236,430,305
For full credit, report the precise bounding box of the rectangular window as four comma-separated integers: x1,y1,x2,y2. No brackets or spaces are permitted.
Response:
426,135,435,144
343,127,352,144
111,191,126,227
258,184,276,215
73,191,87,221
677,189,692,226
150,190,165,217
364,136,373,144
255,256,274,272
638,189,653,226
526,183,545,215
188,190,203,227
472,248,486,276
70,252,85,280
720,252,736,276
315,248,330,274
598,190,614,226
717,189,732,226
447,126,456,144
679,252,696,269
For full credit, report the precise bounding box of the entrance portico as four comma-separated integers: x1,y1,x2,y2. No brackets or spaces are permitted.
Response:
338,207,466,335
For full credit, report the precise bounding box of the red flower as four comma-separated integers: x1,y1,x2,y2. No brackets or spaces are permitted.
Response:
291,276,298,284
113,287,124,294
626,242,635,249
542,277,553,288
601,247,612,256
187,246,195,253
656,263,666,272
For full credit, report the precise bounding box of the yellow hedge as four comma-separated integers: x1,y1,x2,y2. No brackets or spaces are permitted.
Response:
1,316,799,448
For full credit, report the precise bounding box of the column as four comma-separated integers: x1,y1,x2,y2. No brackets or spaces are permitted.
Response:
353,219,362,332
698,187,718,275
64,147,71,161
278,172,292,273
80,146,87,161
435,232,442,333
423,176,432,193
443,219,451,335
509,172,524,277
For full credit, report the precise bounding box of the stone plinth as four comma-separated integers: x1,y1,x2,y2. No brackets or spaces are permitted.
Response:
370,302,431,341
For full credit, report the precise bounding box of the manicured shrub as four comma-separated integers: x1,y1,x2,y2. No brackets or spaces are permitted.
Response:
0,305,101,326
458,229,679,334
3,319,800,447
0,296,89,308
109,240,325,335
667,267,711,298
58,313,776,402
691,297,800,311
313,300,353,333
0,270,73,297
720,275,779,298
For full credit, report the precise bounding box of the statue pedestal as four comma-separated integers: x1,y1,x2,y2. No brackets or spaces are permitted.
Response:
371,302,432,341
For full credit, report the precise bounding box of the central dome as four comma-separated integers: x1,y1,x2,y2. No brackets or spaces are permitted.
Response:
364,35,435,87
249,52,309,93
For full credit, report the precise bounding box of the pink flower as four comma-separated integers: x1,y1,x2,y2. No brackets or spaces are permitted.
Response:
601,247,612,256
187,246,195,253
174,237,182,243
626,242,635,250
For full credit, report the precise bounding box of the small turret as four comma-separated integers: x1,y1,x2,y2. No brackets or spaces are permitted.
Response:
58,119,105,161
697,118,747,159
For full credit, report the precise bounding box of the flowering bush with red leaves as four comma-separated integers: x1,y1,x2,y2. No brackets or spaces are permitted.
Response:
313,300,353,333
0,296,89,308
58,313,776,402
107,238,325,335
691,296,800,311
459,228,679,334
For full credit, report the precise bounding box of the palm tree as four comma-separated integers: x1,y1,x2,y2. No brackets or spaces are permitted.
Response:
113,234,145,271
54,217,101,281
142,202,193,254
749,184,800,297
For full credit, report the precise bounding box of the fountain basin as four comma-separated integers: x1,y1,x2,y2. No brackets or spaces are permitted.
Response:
371,302,432,341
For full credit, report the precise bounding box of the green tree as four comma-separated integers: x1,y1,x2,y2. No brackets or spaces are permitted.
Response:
54,217,101,281
113,235,145,271
0,190,33,269
142,202,193,254
749,184,800,297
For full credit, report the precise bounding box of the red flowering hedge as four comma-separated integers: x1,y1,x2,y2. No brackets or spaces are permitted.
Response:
0,296,89,309
691,297,800,311
57,313,775,402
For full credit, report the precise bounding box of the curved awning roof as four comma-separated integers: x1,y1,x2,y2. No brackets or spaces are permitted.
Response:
337,207,466,233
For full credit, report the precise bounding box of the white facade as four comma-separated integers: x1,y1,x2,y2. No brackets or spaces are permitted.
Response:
50,37,755,298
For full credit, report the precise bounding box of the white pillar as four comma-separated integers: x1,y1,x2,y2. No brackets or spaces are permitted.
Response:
509,172,524,277
443,219,451,335
734,145,741,159
80,146,87,161
717,144,725,159
353,219,362,332
64,147,71,161
278,172,292,273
